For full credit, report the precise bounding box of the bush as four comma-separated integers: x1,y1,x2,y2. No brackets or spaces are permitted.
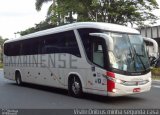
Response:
151,68,160,76
0,63,3,68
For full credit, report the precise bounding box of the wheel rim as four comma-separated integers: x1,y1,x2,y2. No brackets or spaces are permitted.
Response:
72,81,80,95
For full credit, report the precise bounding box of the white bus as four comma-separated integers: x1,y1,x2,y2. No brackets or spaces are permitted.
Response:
3,22,151,97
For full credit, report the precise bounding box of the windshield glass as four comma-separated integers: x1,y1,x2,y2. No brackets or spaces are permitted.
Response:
109,33,150,73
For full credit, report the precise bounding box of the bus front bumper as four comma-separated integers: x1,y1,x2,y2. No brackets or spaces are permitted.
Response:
107,81,151,97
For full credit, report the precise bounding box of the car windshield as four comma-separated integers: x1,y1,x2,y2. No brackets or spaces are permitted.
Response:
108,33,150,73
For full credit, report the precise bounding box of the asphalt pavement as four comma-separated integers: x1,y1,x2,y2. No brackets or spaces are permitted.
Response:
0,69,160,109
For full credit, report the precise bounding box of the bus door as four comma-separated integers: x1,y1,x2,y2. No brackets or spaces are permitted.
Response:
87,36,108,92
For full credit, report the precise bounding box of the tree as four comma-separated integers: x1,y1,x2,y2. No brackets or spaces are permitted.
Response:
0,36,3,46
76,0,159,26
0,36,8,46
0,36,8,63
35,0,77,25
35,0,65,25
35,0,53,11
19,20,56,36
35,0,159,26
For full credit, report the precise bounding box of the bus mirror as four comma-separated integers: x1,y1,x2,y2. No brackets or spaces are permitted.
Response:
89,33,113,51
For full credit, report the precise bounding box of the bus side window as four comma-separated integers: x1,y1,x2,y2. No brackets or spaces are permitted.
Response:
43,30,81,57
92,38,105,67
78,28,107,68
7,42,21,56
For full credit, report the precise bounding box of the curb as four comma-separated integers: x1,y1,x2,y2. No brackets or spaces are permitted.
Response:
152,80,160,85
153,80,160,82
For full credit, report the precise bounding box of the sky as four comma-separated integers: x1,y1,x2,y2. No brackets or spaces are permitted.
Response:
0,0,50,39
0,0,160,39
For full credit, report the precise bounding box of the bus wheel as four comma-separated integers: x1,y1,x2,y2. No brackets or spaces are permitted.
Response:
15,72,22,86
69,76,83,98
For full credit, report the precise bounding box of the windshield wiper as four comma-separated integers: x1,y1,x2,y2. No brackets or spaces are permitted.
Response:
128,47,137,72
132,46,146,71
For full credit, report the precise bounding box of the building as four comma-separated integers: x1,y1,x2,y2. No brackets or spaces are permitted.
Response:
139,26,160,55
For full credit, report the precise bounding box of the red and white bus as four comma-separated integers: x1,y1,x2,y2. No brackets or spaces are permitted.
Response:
3,22,151,97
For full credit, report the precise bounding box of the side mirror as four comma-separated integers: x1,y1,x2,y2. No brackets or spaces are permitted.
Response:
89,33,113,51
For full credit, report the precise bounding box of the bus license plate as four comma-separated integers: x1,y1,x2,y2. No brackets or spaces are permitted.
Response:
133,88,141,92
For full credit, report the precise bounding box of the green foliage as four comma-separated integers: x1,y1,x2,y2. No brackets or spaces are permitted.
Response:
35,0,52,11
0,36,8,63
0,36,8,46
0,36,3,46
23,0,160,36
151,67,160,80
20,21,56,36
35,0,159,26
151,68,160,76
0,63,3,68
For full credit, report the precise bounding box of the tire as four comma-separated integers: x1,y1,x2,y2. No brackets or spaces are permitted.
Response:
15,72,22,86
68,76,83,98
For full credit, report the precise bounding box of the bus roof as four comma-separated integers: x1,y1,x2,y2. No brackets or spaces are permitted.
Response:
5,22,140,43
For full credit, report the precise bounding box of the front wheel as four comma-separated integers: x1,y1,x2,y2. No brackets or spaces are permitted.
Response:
69,77,83,98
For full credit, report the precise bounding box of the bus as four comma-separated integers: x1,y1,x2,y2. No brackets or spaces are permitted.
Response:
3,22,151,97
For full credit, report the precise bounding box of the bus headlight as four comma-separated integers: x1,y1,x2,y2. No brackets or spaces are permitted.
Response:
107,75,124,84
112,89,117,93
103,71,124,84
115,79,124,84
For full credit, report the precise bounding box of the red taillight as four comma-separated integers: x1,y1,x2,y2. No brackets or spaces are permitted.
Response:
106,71,115,92
106,71,115,78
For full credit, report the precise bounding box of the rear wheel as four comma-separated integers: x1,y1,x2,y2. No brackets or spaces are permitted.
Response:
15,72,22,86
69,76,83,98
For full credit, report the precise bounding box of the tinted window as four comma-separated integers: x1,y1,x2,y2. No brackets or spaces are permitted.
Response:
78,28,108,68
4,30,81,57
92,38,105,67
21,38,40,55
4,43,9,56
44,31,81,57
4,42,21,56
78,28,102,60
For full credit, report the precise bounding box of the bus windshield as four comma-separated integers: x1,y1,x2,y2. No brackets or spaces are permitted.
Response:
108,33,150,73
